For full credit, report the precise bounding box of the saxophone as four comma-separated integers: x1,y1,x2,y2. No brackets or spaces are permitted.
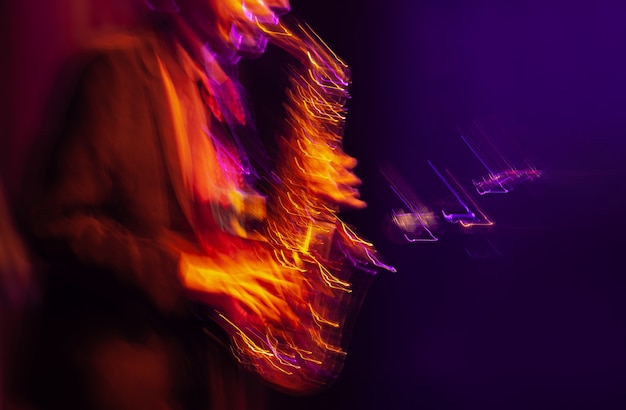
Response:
204,15,394,394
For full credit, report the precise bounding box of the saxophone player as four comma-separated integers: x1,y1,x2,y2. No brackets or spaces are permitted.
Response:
12,0,380,408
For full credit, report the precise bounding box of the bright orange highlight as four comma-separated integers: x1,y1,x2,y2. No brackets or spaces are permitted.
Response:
168,15,391,394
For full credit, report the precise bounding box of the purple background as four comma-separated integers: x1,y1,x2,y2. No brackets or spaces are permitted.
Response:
268,1,626,409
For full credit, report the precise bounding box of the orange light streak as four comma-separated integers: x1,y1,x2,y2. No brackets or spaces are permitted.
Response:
175,14,392,394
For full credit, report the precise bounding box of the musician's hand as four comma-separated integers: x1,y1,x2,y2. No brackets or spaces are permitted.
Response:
301,147,367,211
177,247,302,326
321,151,367,210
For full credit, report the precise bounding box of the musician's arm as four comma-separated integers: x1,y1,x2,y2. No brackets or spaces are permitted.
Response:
25,53,184,314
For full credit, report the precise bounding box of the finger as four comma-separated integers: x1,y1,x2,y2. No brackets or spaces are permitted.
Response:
315,187,367,210
339,154,358,169
339,197,367,210
334,168,362,187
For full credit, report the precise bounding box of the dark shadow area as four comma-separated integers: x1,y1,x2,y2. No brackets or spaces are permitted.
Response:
260,1,626,409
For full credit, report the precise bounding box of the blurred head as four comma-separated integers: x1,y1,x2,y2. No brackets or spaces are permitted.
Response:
150,0,290,58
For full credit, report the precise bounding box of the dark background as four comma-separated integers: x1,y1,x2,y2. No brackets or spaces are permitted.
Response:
267,1,626,409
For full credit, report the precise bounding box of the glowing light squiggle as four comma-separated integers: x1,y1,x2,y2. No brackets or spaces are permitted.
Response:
175,14,392,394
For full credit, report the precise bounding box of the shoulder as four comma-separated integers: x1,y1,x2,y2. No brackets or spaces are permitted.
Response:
88,30,150,53
75,29,165,85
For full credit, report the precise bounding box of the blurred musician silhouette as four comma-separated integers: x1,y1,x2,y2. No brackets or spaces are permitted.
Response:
5,0,387,409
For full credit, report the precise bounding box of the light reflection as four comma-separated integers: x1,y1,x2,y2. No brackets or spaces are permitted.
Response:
177,14,393,393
